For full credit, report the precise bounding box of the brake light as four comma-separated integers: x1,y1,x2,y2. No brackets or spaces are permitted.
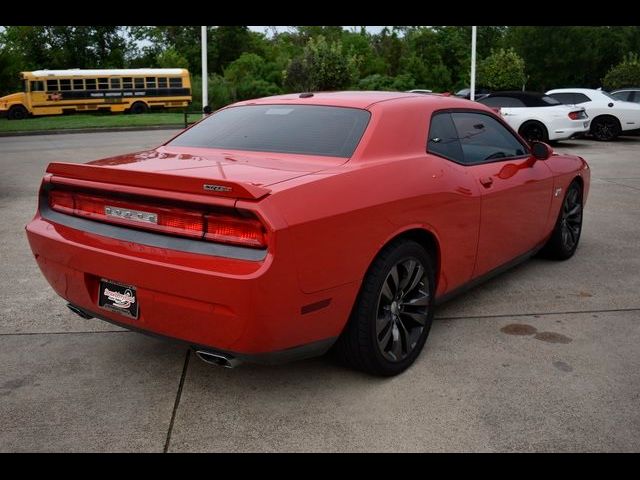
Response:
205,214,266,248
568,110,587,120
48,189,267,248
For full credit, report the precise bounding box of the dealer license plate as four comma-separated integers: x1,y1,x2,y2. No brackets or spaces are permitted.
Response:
98,279,138,319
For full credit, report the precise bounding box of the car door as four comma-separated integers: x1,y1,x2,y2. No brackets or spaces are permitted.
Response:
448,110,554,277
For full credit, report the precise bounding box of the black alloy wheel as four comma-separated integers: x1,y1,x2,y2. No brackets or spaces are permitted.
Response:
519,121,548,143
591,116,620,141
376,258,430,362
541,180,583,260
334,239,435,376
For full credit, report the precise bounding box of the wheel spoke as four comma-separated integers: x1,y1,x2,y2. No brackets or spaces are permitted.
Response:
390,324,402,360
401,291,430,307
405,264,425,296
378,320,393,349
376,311,392,337
388,265,400,294
398,260,416,291
400,310,427,326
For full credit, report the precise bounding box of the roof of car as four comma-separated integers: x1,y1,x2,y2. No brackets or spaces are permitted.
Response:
546,88,601,94
231,91,472,110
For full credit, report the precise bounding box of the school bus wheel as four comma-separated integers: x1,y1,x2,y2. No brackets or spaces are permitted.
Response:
8,105,28,120
129,101,148,114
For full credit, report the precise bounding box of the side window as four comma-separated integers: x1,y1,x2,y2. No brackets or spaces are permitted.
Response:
59,79,71,91
85,78,97,90
73,79,84,90
134,77,145,89
479,96,526,108
46,79,59,91
612,91,632,102
427,112,464,163
169,77,183,88
110,78,121,89
451,112,528,165
158,77,168,88
31,81,44,91
123,77,133,89
146,77,157,88
98,77,109,90
550,92,591,104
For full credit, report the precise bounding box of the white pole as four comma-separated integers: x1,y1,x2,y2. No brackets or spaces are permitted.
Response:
201,26,208,118
470,26,477,101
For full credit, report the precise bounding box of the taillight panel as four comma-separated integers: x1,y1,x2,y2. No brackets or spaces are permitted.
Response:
568,110,587,120
47,187,267,249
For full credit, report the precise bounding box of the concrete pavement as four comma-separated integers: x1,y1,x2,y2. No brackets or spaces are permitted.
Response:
1,131,638,451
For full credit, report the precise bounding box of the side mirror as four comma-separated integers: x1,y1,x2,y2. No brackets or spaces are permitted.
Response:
531,141,553,160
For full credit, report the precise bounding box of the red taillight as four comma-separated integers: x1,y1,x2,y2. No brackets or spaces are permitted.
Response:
205,214,267,248
568,110,587,120
48,189,267,248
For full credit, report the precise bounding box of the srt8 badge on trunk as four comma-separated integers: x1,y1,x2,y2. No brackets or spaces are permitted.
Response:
99,278,139,319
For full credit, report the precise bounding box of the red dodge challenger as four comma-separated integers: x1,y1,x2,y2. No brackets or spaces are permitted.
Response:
25,91,590,376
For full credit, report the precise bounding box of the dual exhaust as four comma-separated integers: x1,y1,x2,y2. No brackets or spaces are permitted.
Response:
67,303,240,369
194,350,241,368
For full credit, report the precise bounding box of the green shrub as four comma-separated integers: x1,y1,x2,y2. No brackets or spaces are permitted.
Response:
603,53,640,90
477,48,526,90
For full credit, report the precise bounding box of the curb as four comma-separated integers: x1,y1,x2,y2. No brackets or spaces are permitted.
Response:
0,124,189,138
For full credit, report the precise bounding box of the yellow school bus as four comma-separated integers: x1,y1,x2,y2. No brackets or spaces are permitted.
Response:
0,68,192,119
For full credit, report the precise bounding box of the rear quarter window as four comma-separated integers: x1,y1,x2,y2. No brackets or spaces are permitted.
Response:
169,105,371,158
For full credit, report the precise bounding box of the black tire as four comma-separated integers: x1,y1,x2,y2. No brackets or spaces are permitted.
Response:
541,180,583,260
590,116,621,141
129,101,148,114
7,105,28,120
334,239,435,376
518,121,549,143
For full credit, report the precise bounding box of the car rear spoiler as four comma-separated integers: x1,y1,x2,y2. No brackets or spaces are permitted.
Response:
45,162,271,201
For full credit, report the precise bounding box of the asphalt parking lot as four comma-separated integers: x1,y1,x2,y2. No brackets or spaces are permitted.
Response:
1,130,639,452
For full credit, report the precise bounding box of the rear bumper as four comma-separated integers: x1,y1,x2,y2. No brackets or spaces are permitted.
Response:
549,120,590,141
25,211,354,362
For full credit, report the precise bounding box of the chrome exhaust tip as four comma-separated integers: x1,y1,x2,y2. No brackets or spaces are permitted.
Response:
195,350,240,368
67,303,94,320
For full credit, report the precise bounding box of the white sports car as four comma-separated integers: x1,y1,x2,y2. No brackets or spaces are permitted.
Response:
547,88,640,140
477,91,590,143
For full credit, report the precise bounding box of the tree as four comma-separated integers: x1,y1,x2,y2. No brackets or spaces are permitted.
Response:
156,48,189,69
603,53,640,90
477,48,526,90
284,35,358,91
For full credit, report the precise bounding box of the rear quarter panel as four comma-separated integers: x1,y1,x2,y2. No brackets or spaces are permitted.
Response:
265,97,484,298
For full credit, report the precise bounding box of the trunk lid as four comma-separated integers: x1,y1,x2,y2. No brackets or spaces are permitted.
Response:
46,146,346,200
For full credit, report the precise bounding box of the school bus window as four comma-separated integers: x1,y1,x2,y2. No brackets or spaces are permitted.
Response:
110,78,121,89
85,78,96,90
60,79,71,91
146,77,156,88
158,77,168,88
31,81,44,92
73,79,84,90
46,79,59,91
134,78,144,89
123,77,133,89
98,78,109,89
169,77,182,88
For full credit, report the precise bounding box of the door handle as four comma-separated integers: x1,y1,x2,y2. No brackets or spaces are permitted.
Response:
479,176,493,188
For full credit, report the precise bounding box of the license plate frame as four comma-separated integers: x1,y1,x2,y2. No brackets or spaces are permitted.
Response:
98,278,139,319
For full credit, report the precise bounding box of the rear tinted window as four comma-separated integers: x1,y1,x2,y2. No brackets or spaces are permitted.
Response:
479,96,526,108
549,92,591,104
169,105,371,157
